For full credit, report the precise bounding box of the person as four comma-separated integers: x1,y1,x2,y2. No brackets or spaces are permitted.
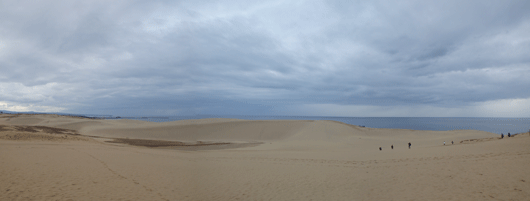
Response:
379,147,382,151
391,145,393,149
408,142,411,149
501,133,504,139
452,141,454,145
444,141,446,146
508,133,511,137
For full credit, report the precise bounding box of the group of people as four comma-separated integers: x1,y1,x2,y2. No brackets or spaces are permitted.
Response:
380,140,459,151
380,132,515,151
379,142,412,151
500,132,511,138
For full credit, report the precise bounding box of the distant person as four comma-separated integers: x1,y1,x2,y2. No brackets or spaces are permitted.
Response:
508,133,511,137
444,141,446,146
452,141,454,145
391,145,394,149
408,142,411,149
379,147,382,151
501,133,504,138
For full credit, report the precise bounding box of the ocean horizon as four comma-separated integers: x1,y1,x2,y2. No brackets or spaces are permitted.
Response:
102,115,529,135
2,111,528,135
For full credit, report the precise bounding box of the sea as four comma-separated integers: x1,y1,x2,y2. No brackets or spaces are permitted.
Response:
100,115,530,135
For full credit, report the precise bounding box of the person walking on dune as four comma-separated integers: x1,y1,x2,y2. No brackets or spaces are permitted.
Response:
408,142,411,149
391,145,393,149
444,141,446,146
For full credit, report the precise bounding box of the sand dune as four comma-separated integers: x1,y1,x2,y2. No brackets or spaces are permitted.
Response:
1,114,528,200
0,114,497,144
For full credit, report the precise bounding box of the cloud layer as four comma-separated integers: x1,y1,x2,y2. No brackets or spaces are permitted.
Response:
1,0,529,117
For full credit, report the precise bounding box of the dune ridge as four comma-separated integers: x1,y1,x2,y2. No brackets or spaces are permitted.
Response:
0,114,498,144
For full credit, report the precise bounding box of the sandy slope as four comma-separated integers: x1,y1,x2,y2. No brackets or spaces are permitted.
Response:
1,114,529,200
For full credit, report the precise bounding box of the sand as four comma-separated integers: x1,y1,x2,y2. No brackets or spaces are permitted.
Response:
1,114,529,200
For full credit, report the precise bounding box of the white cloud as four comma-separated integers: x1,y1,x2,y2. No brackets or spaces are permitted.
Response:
0,101,66,113
0,82,62,102
472,98,530,117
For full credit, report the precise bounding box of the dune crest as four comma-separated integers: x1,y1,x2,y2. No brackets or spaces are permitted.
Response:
1,114,498,146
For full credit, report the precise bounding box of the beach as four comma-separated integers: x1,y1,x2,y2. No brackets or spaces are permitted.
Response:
1,114,529,200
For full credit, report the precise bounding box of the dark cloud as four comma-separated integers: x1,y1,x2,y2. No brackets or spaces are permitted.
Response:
1,0,529,116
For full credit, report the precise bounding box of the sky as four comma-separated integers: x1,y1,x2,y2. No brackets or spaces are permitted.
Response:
1,0,529,117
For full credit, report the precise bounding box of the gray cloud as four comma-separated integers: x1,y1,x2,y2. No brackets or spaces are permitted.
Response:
1,0,529,116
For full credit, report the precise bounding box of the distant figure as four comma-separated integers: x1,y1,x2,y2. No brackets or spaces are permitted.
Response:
444,141,446,146
501,133,504,138
452,141,454,145
379,147,382,151
391,145,394,149
508,133,511,137
408,142,411,149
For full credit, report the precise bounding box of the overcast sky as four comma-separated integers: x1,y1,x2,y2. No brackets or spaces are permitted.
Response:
1,0,529,117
